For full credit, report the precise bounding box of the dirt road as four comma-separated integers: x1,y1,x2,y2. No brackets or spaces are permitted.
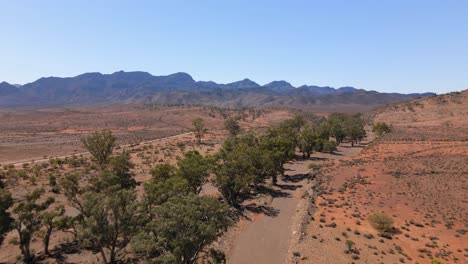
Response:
228,160,311,264
6,132,193,166
227,143,368,264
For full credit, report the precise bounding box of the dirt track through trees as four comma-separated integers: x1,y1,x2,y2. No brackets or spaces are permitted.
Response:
228,161,310,264
227,143,367,264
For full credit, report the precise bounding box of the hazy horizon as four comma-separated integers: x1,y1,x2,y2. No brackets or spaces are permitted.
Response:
1,0,467,94
1,70,445,95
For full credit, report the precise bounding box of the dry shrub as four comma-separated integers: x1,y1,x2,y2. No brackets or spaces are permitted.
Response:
368,212,394,232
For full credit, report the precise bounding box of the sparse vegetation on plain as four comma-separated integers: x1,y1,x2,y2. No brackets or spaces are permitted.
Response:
0,90,466,263
372,122,392,136
368,212,394,232
192,117,208,144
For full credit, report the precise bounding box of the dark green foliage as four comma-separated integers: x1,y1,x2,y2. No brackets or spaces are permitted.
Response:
48,175,57,187
316,122,331,140
328,113,347,145
328,113,366,146
143,172,190,212
60,170,142,264
133,194,231,264
12,189,54,263
151,164,177,182
281,115,306,132
219,134,276,184
209,248,227,264
372,122,392,136
81,130,117,165
344,118,366,146
192,118,208,144
259,122,298,183
214,137,257,206
322,140,337,153
80,189,139,264
0,187,13,246
214,120,300,205
297,124,333,157
298,125,317,158
108,152,136,189
40,205,65,255
55,215,80,241
346,239,355,251
91,153,136,192
176,151,211,194
224,116,242,136
60,173,86,214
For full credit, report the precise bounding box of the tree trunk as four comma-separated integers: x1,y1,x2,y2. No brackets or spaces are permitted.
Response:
110,246,116,264
44,233,50,255
18,229,33,263
99,247,108,264
24,243,32,264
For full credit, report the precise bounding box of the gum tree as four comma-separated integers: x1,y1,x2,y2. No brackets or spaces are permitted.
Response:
0,187,13,246
12,189,54,263
81,130,117,166
191,118,208,144
176,151,211,194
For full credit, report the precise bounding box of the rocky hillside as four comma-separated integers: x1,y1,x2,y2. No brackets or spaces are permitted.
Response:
370,89,468,140
0,71,434,109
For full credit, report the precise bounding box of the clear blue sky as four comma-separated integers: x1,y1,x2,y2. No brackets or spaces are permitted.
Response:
1,0,467,93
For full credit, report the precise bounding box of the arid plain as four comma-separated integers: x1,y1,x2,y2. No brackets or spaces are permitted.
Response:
0,91,467,264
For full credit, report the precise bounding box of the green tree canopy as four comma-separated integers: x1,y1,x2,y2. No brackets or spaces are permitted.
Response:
372,122,392,136
0,187,13,246
191,118,208,144
143,174,190,215
133,194,231,264
214,137,257,206
90,153,137,192
12,189,54,263
176,151,212,194
259,125,297,183
328,113,366,146
298,125,320,158
81,130,117,165
151,163,177,182
40,205,65,255
322,140,337,153
80,189,140,264
224,116,242,136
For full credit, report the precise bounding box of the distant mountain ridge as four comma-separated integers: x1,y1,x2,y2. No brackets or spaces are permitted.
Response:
0,71,435,109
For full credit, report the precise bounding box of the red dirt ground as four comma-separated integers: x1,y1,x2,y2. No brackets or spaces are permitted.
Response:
289,91,468,264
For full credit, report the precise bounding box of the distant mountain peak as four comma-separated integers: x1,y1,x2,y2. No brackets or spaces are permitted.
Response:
337,86,358,92
263,80,295,91
166,72,193,79
224,78,260,89
0,71,435,108
162,72,195,85
76,72,104,79
0,81,18,96
265,80,293,86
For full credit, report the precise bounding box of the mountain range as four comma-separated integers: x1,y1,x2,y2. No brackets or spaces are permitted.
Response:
0,71,435,109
